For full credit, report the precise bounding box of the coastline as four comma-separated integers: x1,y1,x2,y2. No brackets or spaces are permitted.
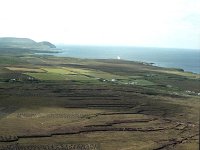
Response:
34,50,199,75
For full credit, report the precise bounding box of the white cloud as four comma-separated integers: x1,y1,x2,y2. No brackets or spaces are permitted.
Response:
0,0,199,49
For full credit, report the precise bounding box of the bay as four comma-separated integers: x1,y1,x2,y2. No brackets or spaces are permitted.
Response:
41,45,200,74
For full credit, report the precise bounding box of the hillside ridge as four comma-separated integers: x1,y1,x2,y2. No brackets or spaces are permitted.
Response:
0,37,56,50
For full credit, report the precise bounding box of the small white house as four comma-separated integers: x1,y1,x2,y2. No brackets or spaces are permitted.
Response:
111,79,116,82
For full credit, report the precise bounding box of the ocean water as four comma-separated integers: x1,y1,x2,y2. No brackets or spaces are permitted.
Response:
52,45,200,74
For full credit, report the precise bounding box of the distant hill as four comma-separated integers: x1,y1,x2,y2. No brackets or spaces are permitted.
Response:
0,37,37,46
0,37,57,51
38,41,56,48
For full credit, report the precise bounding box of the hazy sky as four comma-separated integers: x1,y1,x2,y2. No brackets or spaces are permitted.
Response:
0,0,199,49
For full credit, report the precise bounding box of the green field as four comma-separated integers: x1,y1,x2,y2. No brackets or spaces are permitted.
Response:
0,47,199,150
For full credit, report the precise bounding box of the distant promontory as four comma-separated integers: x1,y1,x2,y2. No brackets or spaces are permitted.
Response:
0,37,57,51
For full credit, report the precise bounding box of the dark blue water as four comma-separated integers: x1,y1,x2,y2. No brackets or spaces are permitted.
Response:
52,45,200,74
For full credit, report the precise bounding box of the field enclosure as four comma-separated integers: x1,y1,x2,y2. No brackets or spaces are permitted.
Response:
0,51,199,150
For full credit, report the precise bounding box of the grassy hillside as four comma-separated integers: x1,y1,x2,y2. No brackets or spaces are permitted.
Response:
0,47,199,150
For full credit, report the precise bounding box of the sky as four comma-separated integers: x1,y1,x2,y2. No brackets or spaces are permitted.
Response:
0,0,199,49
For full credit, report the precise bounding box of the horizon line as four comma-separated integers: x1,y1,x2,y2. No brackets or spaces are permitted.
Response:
55,43,200,51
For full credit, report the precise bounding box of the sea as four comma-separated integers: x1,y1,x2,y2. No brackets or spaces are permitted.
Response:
42,45,200,74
